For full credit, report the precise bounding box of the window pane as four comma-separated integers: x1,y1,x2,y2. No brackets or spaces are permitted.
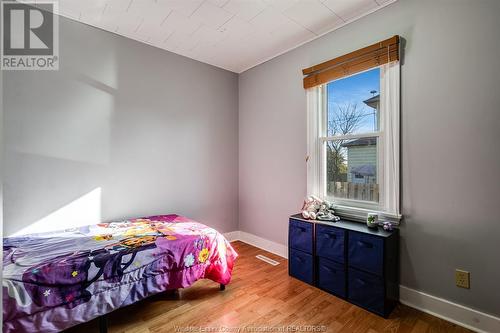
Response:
327,68,380,136
326,137,379,202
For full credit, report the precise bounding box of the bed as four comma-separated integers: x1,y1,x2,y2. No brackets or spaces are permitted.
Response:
2,214,238,333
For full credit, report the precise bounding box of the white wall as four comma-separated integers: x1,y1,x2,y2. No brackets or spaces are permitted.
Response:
239,0,500,317
3,16,239,236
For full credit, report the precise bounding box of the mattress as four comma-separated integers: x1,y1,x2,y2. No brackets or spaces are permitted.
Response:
2,214,238,333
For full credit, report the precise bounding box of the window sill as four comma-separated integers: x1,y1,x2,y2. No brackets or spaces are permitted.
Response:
332,204,402,225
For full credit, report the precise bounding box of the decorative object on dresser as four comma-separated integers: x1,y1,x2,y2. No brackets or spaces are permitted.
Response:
288,214,399,318
300,196,340,222
366,212,379,229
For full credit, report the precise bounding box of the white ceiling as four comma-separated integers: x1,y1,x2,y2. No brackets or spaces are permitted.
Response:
47,0,396,73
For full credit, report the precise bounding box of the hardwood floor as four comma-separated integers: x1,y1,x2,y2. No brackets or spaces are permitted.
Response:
67,241,471,333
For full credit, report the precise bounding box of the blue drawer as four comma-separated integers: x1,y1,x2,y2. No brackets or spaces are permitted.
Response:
289,249,313,284
316,224,345,263
348,268,384,315
317,257,346,298
289,219,313,253
348,232,384,275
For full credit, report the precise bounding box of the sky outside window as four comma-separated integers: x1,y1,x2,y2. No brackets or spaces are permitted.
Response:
327,68,380,135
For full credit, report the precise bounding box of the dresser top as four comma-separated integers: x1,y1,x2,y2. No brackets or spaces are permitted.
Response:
290,213,397,238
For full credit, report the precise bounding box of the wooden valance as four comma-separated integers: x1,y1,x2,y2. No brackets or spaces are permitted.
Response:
302,35,400,89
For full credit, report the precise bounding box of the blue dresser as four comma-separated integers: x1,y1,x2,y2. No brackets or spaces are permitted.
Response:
288,214,399,317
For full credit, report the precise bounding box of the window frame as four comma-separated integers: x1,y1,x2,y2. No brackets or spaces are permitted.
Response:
309,66,400,221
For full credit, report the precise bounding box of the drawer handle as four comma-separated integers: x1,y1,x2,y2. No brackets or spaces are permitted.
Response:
357,240,373,248
355,278,367,286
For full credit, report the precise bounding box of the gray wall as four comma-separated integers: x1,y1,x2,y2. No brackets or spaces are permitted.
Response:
239,0,500,316
3,16,239,236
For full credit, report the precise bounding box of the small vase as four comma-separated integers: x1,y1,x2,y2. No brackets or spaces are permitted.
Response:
366,213,379,229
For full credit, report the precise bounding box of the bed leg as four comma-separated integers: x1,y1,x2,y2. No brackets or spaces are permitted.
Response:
164,288,180,300
99,314,108,333
220,284,226,291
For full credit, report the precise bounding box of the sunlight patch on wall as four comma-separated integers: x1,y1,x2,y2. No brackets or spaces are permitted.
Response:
10,188,102,236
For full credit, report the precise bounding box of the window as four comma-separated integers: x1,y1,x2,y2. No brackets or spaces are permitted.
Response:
303,37,401,222
324,68,381,206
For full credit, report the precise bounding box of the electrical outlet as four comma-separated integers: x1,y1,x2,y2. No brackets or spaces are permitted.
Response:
455,269,470,289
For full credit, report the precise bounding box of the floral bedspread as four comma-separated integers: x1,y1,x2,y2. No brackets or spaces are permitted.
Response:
2,214,237,333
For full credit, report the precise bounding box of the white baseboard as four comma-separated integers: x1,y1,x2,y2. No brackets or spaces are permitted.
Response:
224,230,500,333
223,230,288,259
223,231,241,242
399,286,500,333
